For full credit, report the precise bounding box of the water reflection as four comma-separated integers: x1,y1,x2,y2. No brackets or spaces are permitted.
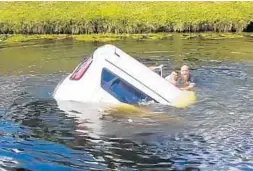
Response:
1,36,253,76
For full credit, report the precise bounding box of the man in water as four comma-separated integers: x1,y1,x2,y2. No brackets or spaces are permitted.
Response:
165,65,195,90
150,64,195,90
165,71,178,86
177,65,195,90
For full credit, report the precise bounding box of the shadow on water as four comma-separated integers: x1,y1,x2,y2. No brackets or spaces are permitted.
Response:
0,37,253,170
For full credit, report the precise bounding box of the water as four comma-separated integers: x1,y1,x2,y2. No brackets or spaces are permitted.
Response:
1,35,253,170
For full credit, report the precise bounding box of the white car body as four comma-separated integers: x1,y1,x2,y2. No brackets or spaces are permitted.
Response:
53,44,196,107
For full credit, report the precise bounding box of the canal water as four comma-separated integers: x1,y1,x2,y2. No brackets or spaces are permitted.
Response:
0,35,253,170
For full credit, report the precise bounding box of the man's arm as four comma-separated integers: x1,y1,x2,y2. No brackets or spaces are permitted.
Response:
180,84,194,91
181,76,195,90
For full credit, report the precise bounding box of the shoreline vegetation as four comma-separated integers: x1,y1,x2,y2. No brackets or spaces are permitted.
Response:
0,33,253,45
0,2,253,44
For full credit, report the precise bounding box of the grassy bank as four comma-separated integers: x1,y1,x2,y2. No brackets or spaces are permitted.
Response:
0,33,171,44
1,33,252,45
0,2,253,34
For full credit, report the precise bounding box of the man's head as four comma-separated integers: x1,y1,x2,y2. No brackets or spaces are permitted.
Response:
171,71,178,80
180,65,190,77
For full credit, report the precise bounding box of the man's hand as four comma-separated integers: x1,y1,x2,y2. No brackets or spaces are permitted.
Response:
180,83,195,91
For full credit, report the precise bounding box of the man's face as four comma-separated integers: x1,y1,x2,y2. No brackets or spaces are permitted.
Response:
171,72,178,80
181,66,190,76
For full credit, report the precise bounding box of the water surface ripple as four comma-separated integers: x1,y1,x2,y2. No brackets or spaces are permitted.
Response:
0,38,253,170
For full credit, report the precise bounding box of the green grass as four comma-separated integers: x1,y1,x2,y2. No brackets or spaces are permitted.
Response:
0,2,253,34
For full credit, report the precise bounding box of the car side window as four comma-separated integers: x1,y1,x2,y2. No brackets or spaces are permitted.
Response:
101,68,154,104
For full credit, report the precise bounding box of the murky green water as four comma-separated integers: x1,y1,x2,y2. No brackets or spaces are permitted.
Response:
0,35,253,170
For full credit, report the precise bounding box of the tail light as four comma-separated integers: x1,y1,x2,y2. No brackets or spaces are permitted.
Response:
70,57,93,80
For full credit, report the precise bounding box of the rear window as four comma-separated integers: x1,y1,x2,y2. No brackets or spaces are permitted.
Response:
70,57,92,80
